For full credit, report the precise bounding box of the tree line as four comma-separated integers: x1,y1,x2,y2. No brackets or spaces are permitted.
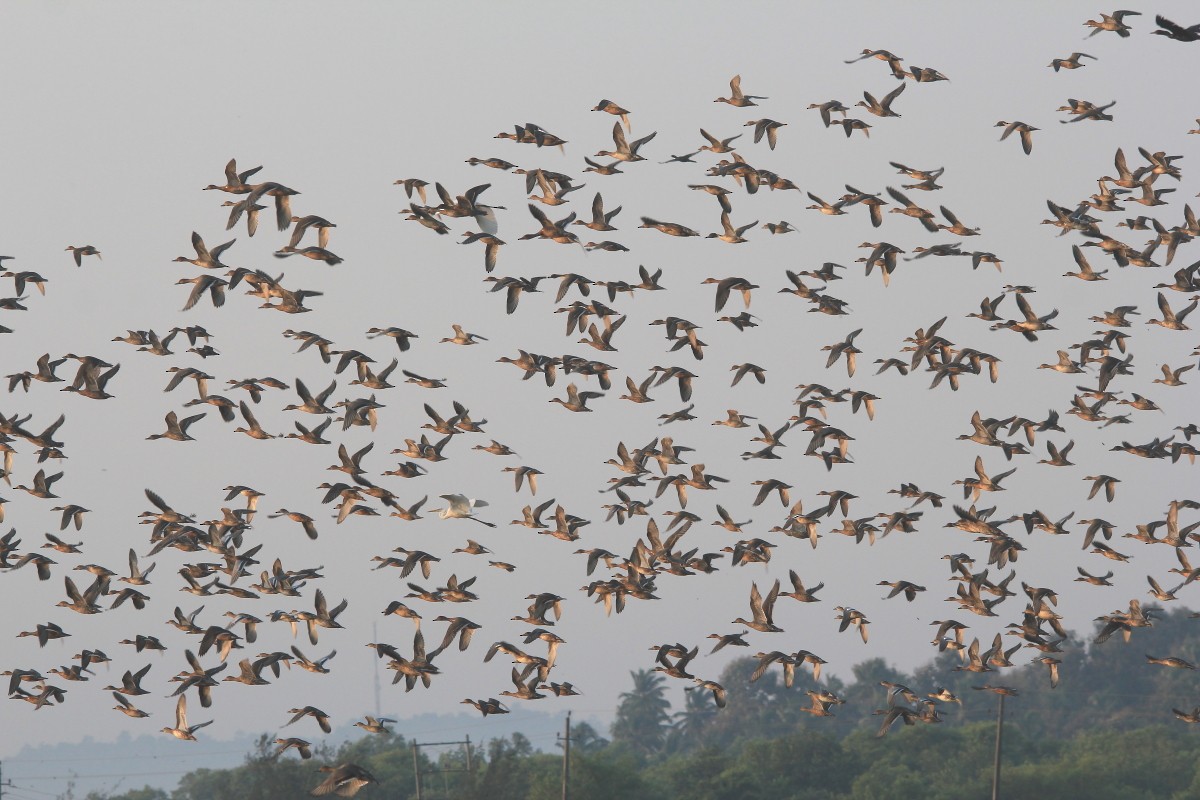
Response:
88,606,1200,800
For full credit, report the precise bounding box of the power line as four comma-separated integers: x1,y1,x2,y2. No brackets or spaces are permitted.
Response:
6,791,42,800
11,769,198,782
3,749,249,764
5,784,55,797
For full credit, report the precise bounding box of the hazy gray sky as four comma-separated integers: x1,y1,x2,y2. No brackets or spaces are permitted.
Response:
1,1,1197,793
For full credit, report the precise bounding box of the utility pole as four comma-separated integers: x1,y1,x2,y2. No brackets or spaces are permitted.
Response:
412,742,422,800
411,737,473,799
991,693,1005,800
560,711,571,800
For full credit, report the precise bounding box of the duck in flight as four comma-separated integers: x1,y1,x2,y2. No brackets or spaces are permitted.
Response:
996,121,1038,155
714,74,767,107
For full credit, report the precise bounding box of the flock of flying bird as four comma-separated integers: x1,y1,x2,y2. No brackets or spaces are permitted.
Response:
2,10,1200,795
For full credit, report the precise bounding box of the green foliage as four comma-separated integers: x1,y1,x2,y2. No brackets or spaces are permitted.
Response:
469,734,533,800
644,747,734,800
153,718,1200,800
530,746,651,800
848,763,931,800
87,789,170,800
171,738,313,800
569,720,609,754
732,731,861,799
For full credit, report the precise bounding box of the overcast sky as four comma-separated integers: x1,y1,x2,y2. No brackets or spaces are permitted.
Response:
1,0,1198,791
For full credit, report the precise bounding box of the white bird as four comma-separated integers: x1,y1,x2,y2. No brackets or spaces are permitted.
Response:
430,494,496,527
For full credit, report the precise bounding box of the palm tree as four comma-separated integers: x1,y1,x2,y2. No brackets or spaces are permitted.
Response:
666,686,717,752
611,669,672,755
568,720,610,755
